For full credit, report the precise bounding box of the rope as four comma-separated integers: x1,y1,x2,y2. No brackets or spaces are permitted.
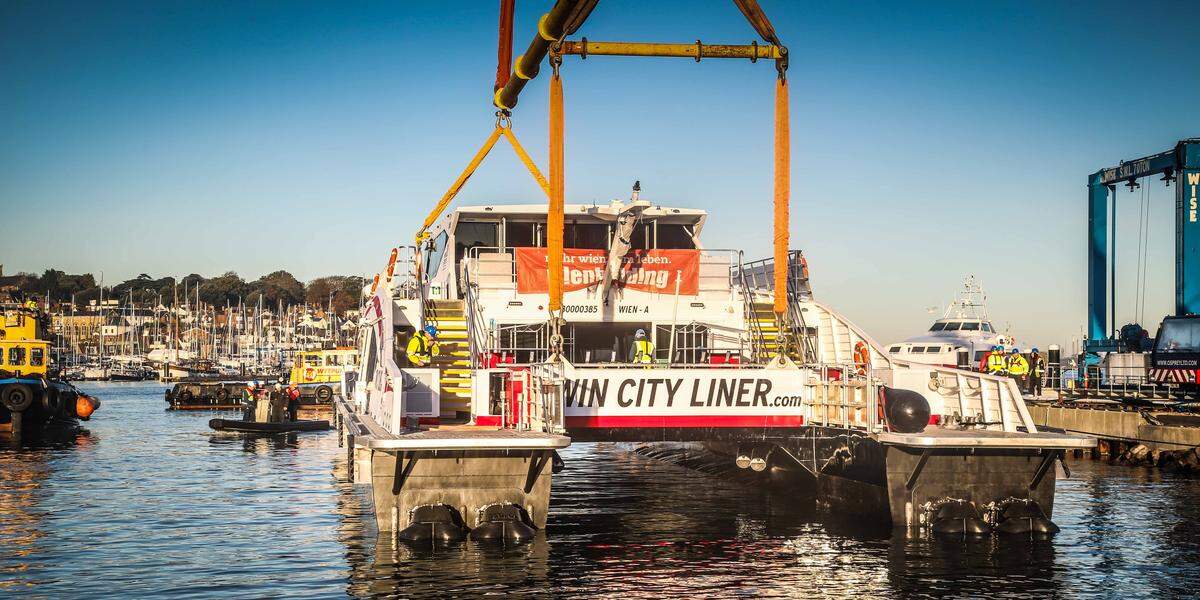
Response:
772,75,790,317
417,126,503,242
415,118,550,243
1143,185,1152,326
502,127,551,197
548,70,565,314
1134,182,1144,324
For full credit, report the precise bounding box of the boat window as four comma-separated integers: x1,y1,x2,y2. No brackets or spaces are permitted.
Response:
630,223,648,250
910,347,925,353
305,354,321,366
929,322,947,332
982,323,993,333
566,222,609,250
454,222,499,265
30,347,44,367
8,346,25,366
326,355,340,366
1155,318,1200,353
974,350,988,362
423,231,449,278
961,322,980,331
888,345,901,353
655,224,696,249
506,221,537,248
922,346,941,353
942,322,961,331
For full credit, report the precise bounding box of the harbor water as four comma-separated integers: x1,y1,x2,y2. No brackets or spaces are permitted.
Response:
4,382,1200,598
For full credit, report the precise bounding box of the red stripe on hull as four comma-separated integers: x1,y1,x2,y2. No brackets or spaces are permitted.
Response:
564,415,805,428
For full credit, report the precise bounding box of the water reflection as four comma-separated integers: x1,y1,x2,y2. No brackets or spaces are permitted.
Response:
6,383,1200,598
0,429,93,593
337,442,1200,598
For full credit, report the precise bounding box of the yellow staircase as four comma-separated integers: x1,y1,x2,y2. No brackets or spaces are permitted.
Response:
426,299,473,419
748,301,803,363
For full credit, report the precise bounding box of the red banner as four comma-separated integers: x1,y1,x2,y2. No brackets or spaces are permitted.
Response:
515,248,699,295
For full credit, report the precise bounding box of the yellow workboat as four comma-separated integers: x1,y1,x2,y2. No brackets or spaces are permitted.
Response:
1,302,100,439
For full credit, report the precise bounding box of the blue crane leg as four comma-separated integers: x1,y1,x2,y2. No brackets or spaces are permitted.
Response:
1088,174,1109,340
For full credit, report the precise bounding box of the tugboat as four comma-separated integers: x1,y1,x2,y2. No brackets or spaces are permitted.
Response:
286,347,358,404
1,302,100,440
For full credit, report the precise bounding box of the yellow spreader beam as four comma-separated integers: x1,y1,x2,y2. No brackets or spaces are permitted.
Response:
558,39,785,61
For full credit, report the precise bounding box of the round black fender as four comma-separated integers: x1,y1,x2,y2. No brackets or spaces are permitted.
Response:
930,500,991,536
993,499,1059,536
41,387,62,415
882,387,931,433
397,504,468,545
56,388,78,416
469,504,536,544
315,385,333,402
215,387,231,402
2,383,35,412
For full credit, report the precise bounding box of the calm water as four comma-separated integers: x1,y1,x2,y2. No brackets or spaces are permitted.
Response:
4,382,1200,598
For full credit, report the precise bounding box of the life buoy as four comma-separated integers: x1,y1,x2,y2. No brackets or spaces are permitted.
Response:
304,367,316,381
853,341,870,376
799,254,810,280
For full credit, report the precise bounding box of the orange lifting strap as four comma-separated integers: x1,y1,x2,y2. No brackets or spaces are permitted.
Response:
547,71,565,312
415,119,550,244
773,76,789,316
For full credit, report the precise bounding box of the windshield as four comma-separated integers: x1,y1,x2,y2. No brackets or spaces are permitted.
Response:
943,322,961,331
929,322,947,332
1156,319,1200,353
961,322,980,331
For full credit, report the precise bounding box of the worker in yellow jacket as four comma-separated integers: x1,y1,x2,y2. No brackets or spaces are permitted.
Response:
631,329,655,364
406,325,440,367
985,345,1008,375
1006,348,1030,390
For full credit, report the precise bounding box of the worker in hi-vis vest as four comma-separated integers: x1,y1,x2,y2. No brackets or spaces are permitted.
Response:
631,329,655,364
1029,348,1046,396
1006,348,1030,388
406,325,440,367
985,345,1008,375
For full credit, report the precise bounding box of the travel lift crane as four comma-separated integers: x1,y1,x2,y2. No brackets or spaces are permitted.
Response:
406,0,794,361
1086,139,1200,380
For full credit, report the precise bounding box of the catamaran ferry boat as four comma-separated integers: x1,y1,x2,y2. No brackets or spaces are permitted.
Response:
886,276,1016,369
336,194,1093,543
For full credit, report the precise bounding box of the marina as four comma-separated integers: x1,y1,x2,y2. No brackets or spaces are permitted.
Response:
4,0,1200,596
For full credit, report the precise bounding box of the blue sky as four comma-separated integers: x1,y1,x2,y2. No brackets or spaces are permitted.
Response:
1,1,1197,348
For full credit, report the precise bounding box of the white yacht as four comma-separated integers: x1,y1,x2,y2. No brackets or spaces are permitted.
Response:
887,276,1014,368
